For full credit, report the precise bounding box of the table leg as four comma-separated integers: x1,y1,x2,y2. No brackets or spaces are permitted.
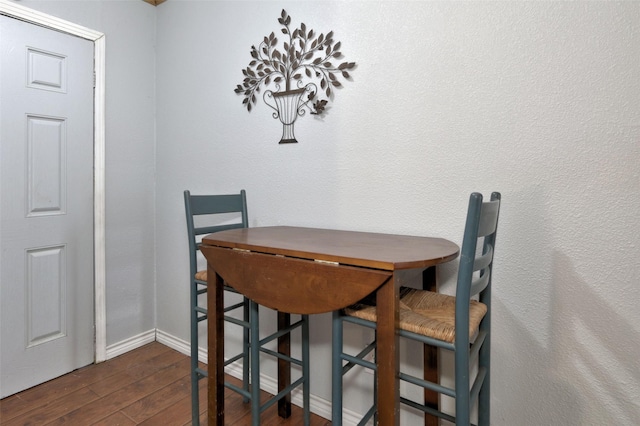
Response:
376,275,400,426
208,269,225,425
277,312,292,418
423,266,439,426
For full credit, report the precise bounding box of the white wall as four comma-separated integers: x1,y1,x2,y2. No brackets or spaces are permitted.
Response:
155,1,640,425
17,0,157,346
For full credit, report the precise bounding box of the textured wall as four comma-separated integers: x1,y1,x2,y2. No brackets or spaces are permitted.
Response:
155,1,640,424
15,0,639,424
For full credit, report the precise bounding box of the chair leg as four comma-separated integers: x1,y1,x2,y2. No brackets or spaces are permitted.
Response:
478,375,490,426
478,334,490,425
454,348,471,426
302,314,311,426
190,281,200,426
331,310,343,426
243,296,251,403
250,299,261,426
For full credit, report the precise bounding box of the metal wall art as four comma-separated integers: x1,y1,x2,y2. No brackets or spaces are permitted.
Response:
235,9,356,144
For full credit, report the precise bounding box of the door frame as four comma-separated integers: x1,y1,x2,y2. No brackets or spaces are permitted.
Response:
0,0,107,362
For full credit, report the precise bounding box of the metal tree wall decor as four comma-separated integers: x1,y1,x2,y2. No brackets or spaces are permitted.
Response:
235,9,356,144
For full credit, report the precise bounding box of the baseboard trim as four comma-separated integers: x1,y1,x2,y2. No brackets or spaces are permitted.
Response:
105,329,156,360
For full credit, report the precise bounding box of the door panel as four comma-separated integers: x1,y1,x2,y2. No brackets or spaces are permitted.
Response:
0,15,94,398
26,245,67,347
27,115,67,216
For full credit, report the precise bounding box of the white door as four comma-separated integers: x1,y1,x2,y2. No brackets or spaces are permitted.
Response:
0,15,95,398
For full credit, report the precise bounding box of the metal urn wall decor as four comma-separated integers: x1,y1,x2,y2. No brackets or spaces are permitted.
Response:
235,9,356,144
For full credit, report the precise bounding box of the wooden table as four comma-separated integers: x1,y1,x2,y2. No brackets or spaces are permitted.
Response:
200,226,459,425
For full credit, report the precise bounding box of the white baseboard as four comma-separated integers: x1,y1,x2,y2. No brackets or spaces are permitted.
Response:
105,329,156,360
109,329,363,425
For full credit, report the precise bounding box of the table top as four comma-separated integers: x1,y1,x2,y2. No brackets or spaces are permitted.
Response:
202,226,459,271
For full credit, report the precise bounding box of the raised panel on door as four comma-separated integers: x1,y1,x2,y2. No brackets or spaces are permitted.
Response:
26,245,67,347
26,115,67,216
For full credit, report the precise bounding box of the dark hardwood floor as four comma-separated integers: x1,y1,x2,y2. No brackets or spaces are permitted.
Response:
0,342,330,425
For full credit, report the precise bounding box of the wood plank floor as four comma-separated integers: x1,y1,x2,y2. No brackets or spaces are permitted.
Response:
0,342,331,425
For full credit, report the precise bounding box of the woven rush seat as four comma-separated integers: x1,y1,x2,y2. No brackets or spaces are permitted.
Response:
196,270,240,293
344,287,487,343
194,270,207,281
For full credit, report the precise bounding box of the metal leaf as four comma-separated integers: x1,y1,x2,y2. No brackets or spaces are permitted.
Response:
338,62,355,70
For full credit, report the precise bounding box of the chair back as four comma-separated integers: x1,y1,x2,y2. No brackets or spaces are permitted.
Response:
184,190,249,278
455,192,501,344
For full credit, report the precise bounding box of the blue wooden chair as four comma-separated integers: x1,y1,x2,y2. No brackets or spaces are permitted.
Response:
332,192,501,425
184,190,310,425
